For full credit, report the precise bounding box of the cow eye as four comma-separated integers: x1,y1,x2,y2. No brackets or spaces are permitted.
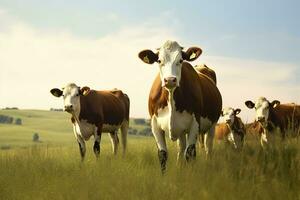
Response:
157,60,161,64
76,94,79,96
179,59,183,63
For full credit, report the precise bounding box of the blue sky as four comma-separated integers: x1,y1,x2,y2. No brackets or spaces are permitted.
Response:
0,0,299,120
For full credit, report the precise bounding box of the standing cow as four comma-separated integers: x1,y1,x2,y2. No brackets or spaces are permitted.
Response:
138,40,222,172
215,107,245,149
50,83,129,160
245,97,300,147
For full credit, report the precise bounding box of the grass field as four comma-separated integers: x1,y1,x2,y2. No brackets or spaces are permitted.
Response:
0,110,299,200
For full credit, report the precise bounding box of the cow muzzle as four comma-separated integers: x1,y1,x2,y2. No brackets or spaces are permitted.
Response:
225,119,232,124
163,77,177,89
257,116,265,123
64,105,73,113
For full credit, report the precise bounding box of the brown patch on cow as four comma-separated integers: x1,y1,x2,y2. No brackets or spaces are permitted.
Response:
194,64,217,85
148,61,222,123
245,121,264,136
215,117,245,140
78,89,130,126
215,123,230,140
268,103,300,136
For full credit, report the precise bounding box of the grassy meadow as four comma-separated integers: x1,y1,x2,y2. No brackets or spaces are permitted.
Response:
0,110,299,200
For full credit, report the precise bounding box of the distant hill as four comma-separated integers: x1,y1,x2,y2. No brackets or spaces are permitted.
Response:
0,109,151,149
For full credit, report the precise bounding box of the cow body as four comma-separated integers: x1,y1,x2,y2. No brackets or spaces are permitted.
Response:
51,84,129,159
215,118,245,149
245,97,300,147
215,107,245,149
149,64,222,140
139,40,222,172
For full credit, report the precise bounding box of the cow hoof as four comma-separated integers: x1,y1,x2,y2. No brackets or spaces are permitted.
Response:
93,141,100,156
185,144,196,162
158,150,168,173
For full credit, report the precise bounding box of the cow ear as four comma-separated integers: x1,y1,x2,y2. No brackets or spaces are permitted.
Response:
138,50,158,64
80,86,90,96
245,101,255,109
182,47,202,61
234,108,241,115
271,100,280,108
50,88,63,97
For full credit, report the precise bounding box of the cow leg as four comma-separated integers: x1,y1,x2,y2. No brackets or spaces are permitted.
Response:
72,124,86,161
185,120,199,162
77,137,86,161
93,126,102,158
198,133,205,150
204,124,215,158
152,117,167,173
120,120,129,155
177,134,186,164
109,131,119,155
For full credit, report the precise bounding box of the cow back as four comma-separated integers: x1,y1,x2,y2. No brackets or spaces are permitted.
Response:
79,90,129,126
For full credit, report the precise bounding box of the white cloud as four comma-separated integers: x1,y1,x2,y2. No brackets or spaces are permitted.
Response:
0,9,299,121
0,10,179,117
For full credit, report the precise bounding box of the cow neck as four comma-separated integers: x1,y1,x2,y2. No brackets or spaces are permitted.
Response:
167,88,176,134
230,117,239,132
164,76,192,134
266,108,279,131
76,95,87,123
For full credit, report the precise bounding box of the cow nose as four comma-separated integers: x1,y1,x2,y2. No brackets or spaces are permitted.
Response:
164,77,177,89
64,105,73,112
257,116,265,122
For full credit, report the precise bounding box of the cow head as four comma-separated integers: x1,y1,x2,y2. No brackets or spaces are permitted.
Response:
245,97,279,148
221,107,243,149
138,40,202,90
245,97,280,123
50,83,90,116
221,107,241,125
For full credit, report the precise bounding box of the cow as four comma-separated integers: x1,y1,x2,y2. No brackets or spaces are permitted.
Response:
245,97,300,147
245,121,264,139
138,40,222,172
50,83,129,160
215,107,245,149
194,64,217,85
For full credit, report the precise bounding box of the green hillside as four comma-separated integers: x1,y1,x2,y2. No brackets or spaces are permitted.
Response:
0,109,150,149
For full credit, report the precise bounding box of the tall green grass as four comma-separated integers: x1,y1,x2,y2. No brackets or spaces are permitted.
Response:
0,110,299,199
0,139,299,200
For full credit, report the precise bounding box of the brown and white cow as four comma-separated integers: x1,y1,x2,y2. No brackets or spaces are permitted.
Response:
245,97,300,147
138,40,222,172
215,107,245,149
50,83,129,159
245,121,264,139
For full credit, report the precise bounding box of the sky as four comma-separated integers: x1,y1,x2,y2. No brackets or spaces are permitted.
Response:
0,0,299,122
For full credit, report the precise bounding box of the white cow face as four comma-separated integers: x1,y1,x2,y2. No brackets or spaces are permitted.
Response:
138,40,202,90
221,107,241,125
50,83,90,115
245,97,280,123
